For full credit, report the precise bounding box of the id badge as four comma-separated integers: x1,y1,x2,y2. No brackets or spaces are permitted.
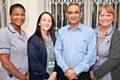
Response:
48,61,55,68
97,56,99,60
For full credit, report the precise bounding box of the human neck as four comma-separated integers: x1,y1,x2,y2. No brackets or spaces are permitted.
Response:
100,25,110,32
11,23,21,34
41,29,49,40
99,25,110,37
70,23,80,31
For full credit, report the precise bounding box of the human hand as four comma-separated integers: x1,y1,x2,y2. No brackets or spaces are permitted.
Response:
20,75,29,80
48,71,57,80
90,71,96,80
22,71,29,80
65,69,77,80
69,74,78,80
26,74,29,80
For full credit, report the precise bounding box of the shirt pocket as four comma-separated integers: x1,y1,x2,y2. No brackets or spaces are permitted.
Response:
77,40,88,55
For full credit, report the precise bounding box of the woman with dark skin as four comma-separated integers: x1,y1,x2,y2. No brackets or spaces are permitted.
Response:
0,3,28,80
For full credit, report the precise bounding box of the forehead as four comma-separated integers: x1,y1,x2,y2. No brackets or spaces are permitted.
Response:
67,5,80,12
100,8,113,15
41,13,51,19
11,7,25,13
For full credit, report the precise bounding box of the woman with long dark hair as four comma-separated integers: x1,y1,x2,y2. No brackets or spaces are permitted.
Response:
28,12,57,80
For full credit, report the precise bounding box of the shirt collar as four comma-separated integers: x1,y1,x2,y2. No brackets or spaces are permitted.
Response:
67,23,82,31
7,24,16,33
106,25,114,36
7,23,26,36
95,25,114,36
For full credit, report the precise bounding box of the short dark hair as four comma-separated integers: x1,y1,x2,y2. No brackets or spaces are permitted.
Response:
9,3,25,14
66,3,81,12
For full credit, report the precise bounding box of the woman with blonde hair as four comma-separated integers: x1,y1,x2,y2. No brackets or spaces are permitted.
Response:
90,4,120,80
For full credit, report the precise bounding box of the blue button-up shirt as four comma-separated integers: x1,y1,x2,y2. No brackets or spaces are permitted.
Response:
54,23,97,74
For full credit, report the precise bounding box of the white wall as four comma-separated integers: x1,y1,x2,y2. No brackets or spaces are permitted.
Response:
6,0,45,37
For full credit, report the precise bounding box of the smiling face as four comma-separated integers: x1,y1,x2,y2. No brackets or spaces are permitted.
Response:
39,13,52,32
99,9,114,27
98,5,115,28
66,4,82,27
10,7,25,27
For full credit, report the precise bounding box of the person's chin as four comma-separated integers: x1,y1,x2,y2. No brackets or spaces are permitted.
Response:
16,22,24,26
101,24,111,27
42,28,50,31
70,22,79,25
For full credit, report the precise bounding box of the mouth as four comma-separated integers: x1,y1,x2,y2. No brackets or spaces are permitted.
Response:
16,20,24,23
71,18,77,20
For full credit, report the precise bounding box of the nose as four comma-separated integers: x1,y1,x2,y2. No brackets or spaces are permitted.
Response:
71,13,76,17
18,14,25,19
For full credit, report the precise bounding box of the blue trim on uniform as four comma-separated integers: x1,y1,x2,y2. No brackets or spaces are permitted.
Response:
7,26,16,33
8,73,13,79
0,48,10,49
105,26,114,36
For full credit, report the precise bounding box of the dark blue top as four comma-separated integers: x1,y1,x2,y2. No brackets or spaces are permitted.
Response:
27,35,49,80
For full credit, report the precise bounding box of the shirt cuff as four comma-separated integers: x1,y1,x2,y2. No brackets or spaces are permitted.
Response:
0,48,10,54
63,66,69,72
74,67,81,75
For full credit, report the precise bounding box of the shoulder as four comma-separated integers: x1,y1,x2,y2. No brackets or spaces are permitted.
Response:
81,24,96,37
111,28,120,46
58,25,69,34
110,28,120,58
0,27,8,34
111,28,120,41
82,24,95,32
28,35,40,44
113,29,120,36
0,27,10,40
